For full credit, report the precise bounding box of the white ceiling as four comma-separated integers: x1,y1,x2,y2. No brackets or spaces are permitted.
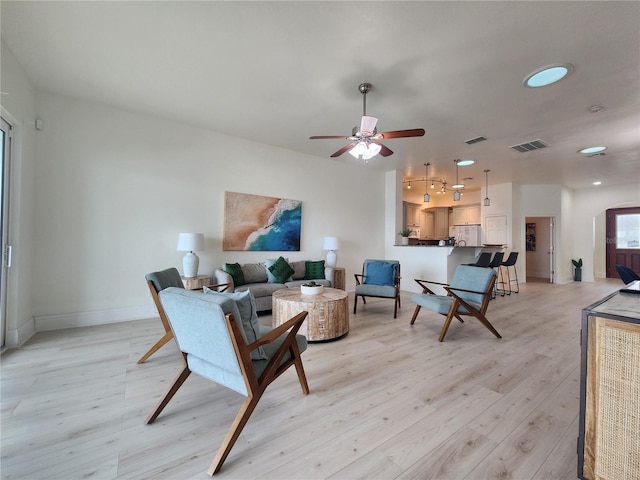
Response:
2,1,639,191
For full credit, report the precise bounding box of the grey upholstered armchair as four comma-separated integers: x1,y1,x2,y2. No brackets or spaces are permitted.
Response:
410,265,500,342
145,287,309,476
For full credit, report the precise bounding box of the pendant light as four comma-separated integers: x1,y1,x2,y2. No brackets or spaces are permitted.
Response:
423,163,430,203
483,169,491,206
453,159,461,201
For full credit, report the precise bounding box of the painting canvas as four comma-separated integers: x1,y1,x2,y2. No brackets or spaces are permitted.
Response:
223,192,302,251
526,222,536,251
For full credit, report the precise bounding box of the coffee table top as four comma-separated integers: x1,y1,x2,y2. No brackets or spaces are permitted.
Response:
273,287,348,303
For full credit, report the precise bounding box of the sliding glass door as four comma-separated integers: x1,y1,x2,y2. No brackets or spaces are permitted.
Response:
0,117,12,348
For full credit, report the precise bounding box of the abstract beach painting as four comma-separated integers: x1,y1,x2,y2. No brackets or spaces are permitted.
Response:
223,192,302,251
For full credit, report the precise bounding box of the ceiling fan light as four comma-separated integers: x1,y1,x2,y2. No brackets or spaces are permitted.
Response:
348,142,365,158
362,142,381,160
360,116,378,136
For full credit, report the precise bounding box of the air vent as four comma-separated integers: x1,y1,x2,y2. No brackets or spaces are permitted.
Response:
465,136,487,145
510,139,549,153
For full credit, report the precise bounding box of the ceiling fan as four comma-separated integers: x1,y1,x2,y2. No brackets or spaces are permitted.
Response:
310,82,425,160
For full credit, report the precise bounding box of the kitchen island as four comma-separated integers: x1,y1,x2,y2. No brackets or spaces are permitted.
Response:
387,245,503,294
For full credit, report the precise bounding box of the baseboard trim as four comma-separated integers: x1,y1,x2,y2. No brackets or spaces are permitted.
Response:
34,306,157,332
5,318,36,348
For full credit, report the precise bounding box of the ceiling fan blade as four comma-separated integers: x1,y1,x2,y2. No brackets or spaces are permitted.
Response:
373,141,394,157
378,128,426,139
310,135,350,140
360,115,378,135
330,142,357,158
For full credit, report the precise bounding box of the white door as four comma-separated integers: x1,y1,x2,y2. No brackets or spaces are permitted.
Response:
0,117,12,348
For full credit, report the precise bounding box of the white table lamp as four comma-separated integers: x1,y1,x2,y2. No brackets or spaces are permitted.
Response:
177,232,204,278
323,236,340,268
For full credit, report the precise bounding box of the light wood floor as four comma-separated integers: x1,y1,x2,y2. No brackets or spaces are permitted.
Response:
1,279,623,479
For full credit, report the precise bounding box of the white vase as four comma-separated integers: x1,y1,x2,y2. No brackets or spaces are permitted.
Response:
400,237,409,246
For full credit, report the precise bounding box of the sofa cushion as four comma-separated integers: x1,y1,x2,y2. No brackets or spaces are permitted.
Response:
235,282,285,298
290,260,307,280
268,256,295,284
224,263,246,287
203,287,267,360
241,262,268,284
305,260,325,280
364,261,397,286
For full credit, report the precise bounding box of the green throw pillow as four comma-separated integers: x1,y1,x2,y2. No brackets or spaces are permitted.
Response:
268,256,294,284
305,260,325,280
224,262,246,287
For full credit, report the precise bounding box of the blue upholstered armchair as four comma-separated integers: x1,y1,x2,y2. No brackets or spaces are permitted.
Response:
353,259,401,318
145,287,309,476
410,265,500,342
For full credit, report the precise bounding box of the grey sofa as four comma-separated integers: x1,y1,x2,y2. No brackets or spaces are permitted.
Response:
213,259,335,312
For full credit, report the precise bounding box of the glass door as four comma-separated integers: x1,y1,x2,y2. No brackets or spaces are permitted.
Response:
0,117,12,348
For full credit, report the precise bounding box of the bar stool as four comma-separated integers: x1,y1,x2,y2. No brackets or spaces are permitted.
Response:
487,252,504,298
465,252,492,267
498,252,519,295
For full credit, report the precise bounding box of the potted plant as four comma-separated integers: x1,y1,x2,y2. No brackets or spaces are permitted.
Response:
398,228,413,246
572,258,583,281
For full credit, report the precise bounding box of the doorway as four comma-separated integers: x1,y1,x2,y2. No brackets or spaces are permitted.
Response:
0,116,12,349
525,217,554,283
606,207,640,278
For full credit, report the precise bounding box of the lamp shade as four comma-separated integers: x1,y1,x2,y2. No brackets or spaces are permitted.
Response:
177,233,204,252
322,237,340,251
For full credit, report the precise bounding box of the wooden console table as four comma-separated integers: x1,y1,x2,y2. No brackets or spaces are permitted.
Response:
272,287,349,342
578,289,640,480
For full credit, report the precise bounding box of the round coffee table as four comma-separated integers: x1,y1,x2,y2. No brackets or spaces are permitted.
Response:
272,287,349,342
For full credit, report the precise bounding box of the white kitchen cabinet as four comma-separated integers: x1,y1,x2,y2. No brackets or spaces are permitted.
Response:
403,202,422,232
452,204,481,225
422,210,434,238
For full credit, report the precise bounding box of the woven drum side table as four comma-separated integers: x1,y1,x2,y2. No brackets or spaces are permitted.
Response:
272,287,349,342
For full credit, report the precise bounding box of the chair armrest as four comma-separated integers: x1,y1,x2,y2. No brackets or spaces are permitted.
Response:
248,311,309,349
444,285,487,297
354,273,364,286
214,269,234,292
414,278,448,294
199,282,230,293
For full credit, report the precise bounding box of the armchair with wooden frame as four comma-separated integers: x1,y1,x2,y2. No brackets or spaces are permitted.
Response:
137,267,229,364
410,265,500,342
353,259,401,318
145,287,309,476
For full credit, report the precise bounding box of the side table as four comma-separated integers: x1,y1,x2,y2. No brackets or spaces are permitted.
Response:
181,275,211,290
332,267,346,290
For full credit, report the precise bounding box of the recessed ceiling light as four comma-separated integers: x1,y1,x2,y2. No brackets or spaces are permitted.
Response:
593,181,602,186
579,146,607,154
451,184,465,189
524,63,573,88
457,159,475,166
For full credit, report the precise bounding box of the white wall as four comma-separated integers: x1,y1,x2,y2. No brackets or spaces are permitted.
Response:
1,43,38,346
12,88,386,335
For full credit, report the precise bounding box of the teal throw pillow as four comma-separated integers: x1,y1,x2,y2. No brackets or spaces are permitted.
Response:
305,260,325,280
203,287,267,360
364,261,397,286
224,263,246,287
268,256,294,284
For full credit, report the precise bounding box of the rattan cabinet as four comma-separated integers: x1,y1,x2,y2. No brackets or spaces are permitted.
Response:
578,290,640,480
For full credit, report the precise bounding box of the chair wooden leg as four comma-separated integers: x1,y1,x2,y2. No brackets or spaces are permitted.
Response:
137,330,175,364
471,312,502,339
393,297,398,319
353,295,358,314
410,305,421,325
207,394,261,476
438,308,458,342
290,342,309,394
145,366,191,424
